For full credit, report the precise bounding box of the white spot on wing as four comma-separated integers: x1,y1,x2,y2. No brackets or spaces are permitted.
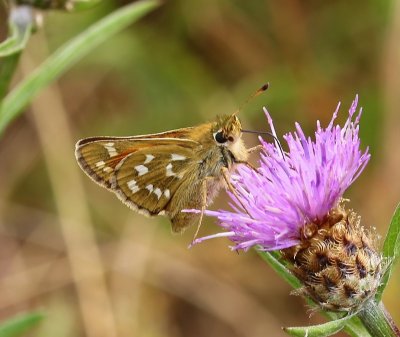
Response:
164,189,170,199
127,179,139,194
103,167,113,173
96,161,105,168
144,154,155,164
171,154,186,161
104,142,118,157
166,163,175,177
154,188,162,200
146,184,154,193
135,165,148,176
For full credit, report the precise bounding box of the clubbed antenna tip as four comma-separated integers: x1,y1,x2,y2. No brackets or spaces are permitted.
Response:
259,83,269,93
234,82,270,117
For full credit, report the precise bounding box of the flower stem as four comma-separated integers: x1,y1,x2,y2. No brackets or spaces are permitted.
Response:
357,300,400,337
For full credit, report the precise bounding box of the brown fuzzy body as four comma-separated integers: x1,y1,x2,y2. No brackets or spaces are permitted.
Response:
282,202,383,312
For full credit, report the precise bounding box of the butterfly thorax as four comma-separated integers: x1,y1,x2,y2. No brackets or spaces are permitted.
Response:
191,114,248,179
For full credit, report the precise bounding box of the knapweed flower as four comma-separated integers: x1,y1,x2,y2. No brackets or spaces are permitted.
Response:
195,96,383,312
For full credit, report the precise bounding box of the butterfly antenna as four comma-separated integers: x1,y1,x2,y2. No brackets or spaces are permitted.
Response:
241,129,285,159
233,82,269,116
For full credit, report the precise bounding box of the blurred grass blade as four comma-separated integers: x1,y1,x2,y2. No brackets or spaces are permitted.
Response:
283,313,356,337
0,4,34,57
0,6,34,99
0,24,20,55
0,22,32,57
0,24,31,98
72,0,103,11
376,202,400,300
0,312,44,337
0,0,160,135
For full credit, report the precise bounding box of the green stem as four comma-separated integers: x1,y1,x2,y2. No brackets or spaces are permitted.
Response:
0,53,21,100
0,7,34,99
357,300,400,337
257,250,301,289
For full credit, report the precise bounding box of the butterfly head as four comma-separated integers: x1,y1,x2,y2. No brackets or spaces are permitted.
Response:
212,114,242,146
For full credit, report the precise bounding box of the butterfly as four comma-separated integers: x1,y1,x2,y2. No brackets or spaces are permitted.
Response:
75,84,269,235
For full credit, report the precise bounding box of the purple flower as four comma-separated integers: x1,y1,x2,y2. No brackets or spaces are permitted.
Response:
195,95,370,251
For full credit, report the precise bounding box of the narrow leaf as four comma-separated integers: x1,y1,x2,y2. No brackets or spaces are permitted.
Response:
0,312,44,337
328,314,371,337
0,4,34,57
0,0,160,135
0,22,32,57
284,313,356,337
377,202,400,300
0,24,19,54
0,55,22,100
0,7,34,99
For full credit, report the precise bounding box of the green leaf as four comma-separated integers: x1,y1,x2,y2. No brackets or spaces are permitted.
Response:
0,0,160,135
0,24,19,55
0,22,32,57
0,7,34,99
330,315,371,337
0,312,44,337
376,202,400,300
284,313,356,337
0,55,22,100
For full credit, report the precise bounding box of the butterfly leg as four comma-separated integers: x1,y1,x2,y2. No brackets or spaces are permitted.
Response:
235,159,260,174
192,177,211,242
221,167,252,217
247,144,263,154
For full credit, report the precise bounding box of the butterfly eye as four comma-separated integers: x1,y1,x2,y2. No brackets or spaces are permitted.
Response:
214,131,228,144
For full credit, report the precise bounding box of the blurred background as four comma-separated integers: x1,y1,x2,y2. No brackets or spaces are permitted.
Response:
0,0,399,336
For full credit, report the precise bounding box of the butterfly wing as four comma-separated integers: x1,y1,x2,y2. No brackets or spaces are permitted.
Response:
112,146,197,217
76,137,199,187
75,136,200,218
